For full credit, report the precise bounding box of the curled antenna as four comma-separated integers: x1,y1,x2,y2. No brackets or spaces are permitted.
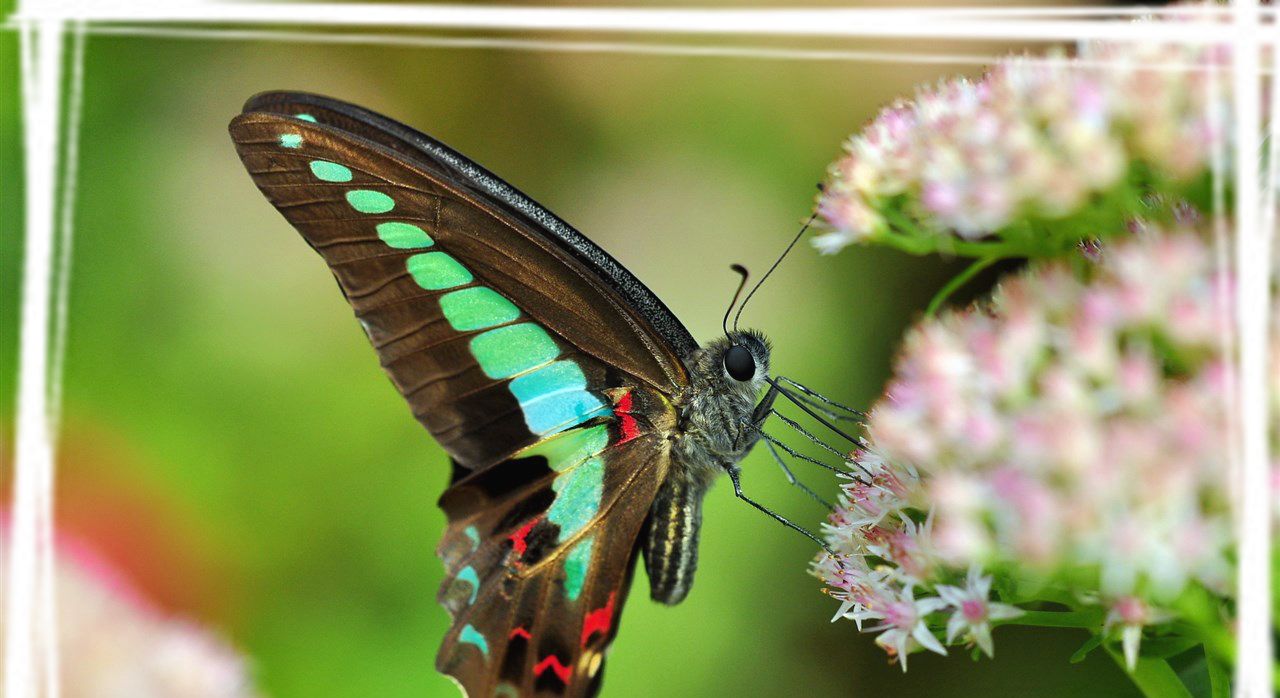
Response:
721,264,750,337
733,212,818,332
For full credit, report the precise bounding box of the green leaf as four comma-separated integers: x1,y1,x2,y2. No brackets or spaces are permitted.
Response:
1140,636,1203,660
1106,646,1195,698
1205,652,1231,698
1070,635,1103,664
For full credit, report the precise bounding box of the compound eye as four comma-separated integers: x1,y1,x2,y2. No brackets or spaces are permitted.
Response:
723,345,755,382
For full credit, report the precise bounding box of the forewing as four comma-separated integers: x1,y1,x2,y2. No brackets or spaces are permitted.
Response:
228,93,692,472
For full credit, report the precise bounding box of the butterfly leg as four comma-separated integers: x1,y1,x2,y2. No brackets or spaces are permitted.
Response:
761,438,832,509
765,377,860,447
772,375,867,422
734,383,780,453
726,465,837,558
748,425,843,474
749,383,780,426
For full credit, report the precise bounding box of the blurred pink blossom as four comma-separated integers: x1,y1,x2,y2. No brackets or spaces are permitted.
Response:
816,228,1237,669
0,533,258,698
813,33,1228,253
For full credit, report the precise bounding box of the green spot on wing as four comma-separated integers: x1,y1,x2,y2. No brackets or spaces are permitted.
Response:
464,525,480,551
345,189,395,214
470,324,559,379
459,624,489,656
546,456,604,541
376,222,434,249
308,160,353,182
295,113,317,122
440,287,520,332
563,537,594,601
523,424,609,473
406,252,472,290
279,133,303,148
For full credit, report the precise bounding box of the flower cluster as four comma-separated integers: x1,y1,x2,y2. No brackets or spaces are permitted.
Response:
816,228,1235,669
813,36,1226,255
0,534,259,697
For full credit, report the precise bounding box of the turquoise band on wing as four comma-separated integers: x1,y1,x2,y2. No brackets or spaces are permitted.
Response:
509,362,608,435
545,456,604,541
562,537,594,601
522,426,613,598
440,287,521,332
470,324,560,379
297,148,616,557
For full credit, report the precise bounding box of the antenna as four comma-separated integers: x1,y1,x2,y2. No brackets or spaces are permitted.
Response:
733,212,817,331
721,264,750,337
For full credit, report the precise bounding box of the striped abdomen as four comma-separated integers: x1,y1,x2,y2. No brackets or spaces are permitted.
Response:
642,477,707,605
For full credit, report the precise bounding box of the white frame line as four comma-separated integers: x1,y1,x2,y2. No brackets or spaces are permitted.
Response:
7,17,66,698
25,23,1280,74
1230,3,1271,696
8,2,1275,43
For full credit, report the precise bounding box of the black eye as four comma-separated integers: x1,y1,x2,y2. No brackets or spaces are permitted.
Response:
723,345,755,382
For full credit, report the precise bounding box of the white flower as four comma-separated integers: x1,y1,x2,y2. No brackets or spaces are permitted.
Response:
853,586,949,671
935,566,1024,657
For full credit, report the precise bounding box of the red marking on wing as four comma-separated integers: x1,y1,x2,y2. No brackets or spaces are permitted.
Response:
580,591,617,648
508,516,541,558
533,654,573,684
509,627,532,641
615,390,640,444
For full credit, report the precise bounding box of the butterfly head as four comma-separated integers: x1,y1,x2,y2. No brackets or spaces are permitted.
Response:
689,329,772,410
719,330,771,386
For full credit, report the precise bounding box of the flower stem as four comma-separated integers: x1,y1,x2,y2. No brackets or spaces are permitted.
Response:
925,256,1001,317
875,210,1036,259
996,609,1103,629
1104,647,1193,698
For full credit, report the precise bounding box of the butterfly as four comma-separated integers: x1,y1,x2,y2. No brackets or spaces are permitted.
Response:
228,92,788,697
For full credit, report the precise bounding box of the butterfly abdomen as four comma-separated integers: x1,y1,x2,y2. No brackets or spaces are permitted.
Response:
642,476,707,605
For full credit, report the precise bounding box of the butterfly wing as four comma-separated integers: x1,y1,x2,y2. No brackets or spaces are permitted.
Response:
229,92,695,470
229,92,693,696
436,415,671,697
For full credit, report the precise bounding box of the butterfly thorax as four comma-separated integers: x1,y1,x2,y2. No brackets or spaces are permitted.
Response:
643,331,771,605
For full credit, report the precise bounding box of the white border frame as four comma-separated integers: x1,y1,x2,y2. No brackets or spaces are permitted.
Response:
5,3,1276,697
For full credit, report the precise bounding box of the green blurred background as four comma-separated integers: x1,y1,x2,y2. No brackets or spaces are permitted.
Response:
1,2,1150,695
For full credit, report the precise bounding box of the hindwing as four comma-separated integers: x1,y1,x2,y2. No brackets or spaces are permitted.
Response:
436,404,671,697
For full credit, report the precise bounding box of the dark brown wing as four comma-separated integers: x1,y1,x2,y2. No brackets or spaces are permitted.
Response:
228,93,695,698
228,93,693,472
436,413,672,697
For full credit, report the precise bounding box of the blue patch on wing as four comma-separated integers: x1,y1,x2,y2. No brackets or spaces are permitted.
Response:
509,361,609,435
